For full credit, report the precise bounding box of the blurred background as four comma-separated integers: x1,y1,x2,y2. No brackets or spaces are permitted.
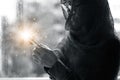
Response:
0,0,120,79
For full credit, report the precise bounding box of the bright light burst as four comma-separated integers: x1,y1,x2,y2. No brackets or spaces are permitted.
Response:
18,27,36,45
20,29,32,42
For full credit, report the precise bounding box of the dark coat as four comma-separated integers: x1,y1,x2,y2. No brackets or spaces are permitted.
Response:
45,0,120,80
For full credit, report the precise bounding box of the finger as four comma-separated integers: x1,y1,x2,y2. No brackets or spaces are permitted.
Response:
39,44,51,50
32,55,42,65
34,47,50,56
32,57,41,65
33,47,39,54
32,56,39,63
32,57,39,63
34,46,45,53
33,53,42,61
33,47,42,55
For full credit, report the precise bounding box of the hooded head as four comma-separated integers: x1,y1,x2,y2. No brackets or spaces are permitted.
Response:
64,0,115,45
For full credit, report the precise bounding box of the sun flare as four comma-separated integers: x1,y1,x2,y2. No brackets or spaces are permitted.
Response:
18,27,36,44
20,30,32,42
16,23,43,47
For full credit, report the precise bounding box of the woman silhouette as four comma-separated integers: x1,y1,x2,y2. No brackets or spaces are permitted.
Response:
33,0,120,80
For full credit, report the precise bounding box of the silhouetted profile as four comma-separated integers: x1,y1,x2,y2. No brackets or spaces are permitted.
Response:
33,0,120,80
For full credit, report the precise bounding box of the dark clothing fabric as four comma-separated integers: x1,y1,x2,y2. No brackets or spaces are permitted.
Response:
44,0,120,80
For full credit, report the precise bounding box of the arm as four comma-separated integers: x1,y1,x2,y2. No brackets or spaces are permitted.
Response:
44,37,79,80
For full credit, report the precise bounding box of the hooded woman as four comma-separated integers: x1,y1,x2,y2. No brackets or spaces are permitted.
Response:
33,0,120,80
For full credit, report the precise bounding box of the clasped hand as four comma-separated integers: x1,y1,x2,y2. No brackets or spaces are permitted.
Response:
32,44,57,68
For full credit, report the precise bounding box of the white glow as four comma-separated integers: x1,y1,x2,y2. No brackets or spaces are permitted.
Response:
109,0,120,18
0,0,17,23
114,23,120,32
0,78,49,80
108,0,120,32
25,0,58,7
0,0,17,73
18,28,36,44
20,30,32,42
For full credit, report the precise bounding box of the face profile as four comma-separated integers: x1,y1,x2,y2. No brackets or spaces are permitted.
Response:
61,0,72,19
